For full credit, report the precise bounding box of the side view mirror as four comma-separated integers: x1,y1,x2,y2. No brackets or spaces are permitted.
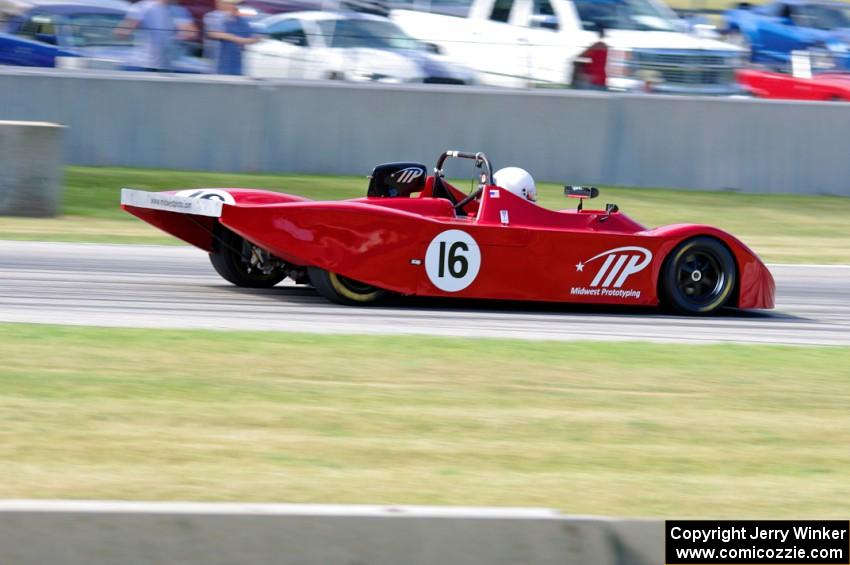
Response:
424,42,443,54
599,203,619,222
565,185,599,212
564,185,599,199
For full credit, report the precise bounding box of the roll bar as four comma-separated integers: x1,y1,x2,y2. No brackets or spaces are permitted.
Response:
434,150,494,186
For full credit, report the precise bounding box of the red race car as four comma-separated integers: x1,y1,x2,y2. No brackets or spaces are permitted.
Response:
121,150,774,315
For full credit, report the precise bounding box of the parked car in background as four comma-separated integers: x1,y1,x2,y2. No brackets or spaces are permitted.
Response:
0,3,207,71
176,0,391,34
739,66,850,98
0,0,127,19
738,50,850,99
723,0,850,70
391,0,746,93
245,11,479,83
175,0,316,33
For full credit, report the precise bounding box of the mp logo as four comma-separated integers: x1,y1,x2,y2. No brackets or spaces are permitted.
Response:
394,167,425,184
578,246,653,288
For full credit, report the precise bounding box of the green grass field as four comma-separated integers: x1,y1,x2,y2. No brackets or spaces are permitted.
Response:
2,323,849,517
1,166,848,263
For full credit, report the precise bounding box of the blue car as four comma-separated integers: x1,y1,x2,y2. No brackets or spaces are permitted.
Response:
0,3,207,71
724,0,850,70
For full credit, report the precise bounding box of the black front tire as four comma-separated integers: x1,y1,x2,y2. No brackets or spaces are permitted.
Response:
308,267,387,306
209,228,286,288
662,237,736,316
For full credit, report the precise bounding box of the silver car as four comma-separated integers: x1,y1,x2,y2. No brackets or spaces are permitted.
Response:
245,10,479,84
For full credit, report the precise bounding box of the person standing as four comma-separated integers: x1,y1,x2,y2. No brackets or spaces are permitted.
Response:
117,0,198,72
204,0,257,76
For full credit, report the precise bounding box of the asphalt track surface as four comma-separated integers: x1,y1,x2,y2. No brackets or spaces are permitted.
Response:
1,240,849,345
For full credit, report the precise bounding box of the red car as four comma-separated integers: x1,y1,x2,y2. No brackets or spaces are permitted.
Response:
738,68,850,101
120,150,774,315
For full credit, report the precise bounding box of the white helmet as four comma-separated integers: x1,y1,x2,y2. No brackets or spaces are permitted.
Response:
493,167,537,202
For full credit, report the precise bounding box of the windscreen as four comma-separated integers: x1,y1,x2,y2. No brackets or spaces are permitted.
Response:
66,13,131,47
318,18,425,50
573,0,679,31
391,0,473,16
794,3,850,30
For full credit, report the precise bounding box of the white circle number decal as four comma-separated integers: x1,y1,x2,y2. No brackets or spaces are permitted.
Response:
175,189,235,204
425,230,481,292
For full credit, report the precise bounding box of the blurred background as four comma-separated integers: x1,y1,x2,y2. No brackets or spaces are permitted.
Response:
1,0,849,97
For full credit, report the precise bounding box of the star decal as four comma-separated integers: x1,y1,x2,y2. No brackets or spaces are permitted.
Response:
575,261,584,272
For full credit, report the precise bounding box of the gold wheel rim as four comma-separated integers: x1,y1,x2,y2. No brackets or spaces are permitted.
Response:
328,273,381,303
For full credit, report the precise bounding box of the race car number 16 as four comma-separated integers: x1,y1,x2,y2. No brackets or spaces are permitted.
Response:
425,230,481,292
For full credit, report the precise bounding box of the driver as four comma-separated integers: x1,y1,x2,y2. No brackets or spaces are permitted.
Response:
493,167,538,203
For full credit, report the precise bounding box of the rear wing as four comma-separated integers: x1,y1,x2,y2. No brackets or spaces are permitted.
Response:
120,189,224,218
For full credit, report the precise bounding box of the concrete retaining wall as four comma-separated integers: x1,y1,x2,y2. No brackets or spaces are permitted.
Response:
1,68,847,195
0,120,64,217
0,501,662,565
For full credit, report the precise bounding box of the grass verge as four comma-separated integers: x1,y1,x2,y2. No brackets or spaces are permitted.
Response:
1,323,848,517
1,166,848,262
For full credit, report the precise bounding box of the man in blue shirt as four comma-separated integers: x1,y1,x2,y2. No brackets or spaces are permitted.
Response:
117,0,197,72
204,0,257,76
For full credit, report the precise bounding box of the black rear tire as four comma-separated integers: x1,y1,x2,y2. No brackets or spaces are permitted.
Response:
307,267,387,306
209,228,286,288
662,237,736,316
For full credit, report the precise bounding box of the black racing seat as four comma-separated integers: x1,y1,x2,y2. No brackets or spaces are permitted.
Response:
431,175,470,217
